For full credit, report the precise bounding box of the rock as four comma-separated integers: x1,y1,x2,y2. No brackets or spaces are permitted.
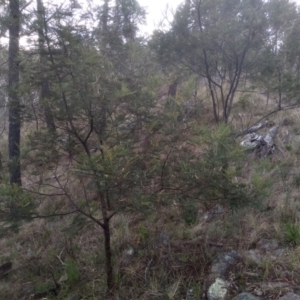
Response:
232,292,261,300
207,251,241,300
156,231,170,246
272,248,286,258
257,238,279,252
207,278,229,300
186,288,194,300
244,250,262,265
125,246,134,256
210,251,241,279
278,292,300,300
253,288,263,296
121,246,135,266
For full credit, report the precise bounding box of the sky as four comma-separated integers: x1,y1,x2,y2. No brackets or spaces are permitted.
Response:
2,0,300,46
138,0,300,35
138,0,183,35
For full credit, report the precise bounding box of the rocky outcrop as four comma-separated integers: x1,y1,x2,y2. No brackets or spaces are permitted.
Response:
204,241,299,300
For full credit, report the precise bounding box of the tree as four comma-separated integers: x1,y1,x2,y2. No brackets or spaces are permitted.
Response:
251,0,300,110
17,0,151,291
0,0,271,297
8,0,21,185
36,0,56,132
151,0,267,123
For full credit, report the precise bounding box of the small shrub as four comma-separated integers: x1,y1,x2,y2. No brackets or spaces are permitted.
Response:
180,203,198,225
138,225,149,243
35,281,53,294
283,222,300,246
66,259,80,285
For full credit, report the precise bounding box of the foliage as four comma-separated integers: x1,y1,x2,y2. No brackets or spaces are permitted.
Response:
283,222,300,246
0,183,35,236
1,0,300,297
150,0,267,123
65,258,80,285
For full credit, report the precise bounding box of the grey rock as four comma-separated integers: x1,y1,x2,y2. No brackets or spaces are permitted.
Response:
210,251,241,279
156,231,170,246
232,292,261,300
273,248,286,257
207,278,229,300
257,238,279,251
278,292,300,300
244,250,262,265
125,246,134,256
186,288,194,300
122,246,135,265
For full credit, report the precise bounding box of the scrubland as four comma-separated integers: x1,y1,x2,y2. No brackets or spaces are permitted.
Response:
2,85,300,300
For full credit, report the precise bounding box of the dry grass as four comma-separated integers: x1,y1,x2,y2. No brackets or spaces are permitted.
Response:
3,86,300,299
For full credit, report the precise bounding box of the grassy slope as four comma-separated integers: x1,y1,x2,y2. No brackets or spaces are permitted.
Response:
2,89,300,299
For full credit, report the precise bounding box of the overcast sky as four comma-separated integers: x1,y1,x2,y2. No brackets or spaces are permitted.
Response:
138,0,183,35
138,0,300,35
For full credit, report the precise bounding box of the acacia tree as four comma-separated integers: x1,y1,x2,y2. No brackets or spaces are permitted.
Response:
151,0,267,123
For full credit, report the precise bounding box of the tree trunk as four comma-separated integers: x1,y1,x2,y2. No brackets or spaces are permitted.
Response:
8,0,21,185
99,191,113,291
103,219,113,291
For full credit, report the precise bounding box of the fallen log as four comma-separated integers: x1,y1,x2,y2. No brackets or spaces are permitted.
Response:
240,126,278,157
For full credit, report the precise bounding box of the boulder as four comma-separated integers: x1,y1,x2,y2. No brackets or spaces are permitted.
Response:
232,292,261,300
207,278,229,300
210,251,241,279
278,293,300,300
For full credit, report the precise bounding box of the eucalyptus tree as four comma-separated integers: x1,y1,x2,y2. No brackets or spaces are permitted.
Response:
151,0,268,123
252,0,300,109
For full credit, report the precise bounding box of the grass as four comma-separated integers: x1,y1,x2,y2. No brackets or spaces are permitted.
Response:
3,90,300,299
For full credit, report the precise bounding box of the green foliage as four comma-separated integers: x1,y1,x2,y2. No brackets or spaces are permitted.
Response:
175,125,253,209
283,222,300,246
138,225,149,243
0,183,35,237
5,0,300,296
151,0,267,122
66,259,80,285
237,94,252,111
35,281,53,294
180,202,198,225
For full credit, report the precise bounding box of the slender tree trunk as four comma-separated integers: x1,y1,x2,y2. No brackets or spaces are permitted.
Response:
98,191,113,291
37,0,56,133
196,2,219,123
103,218,113,291
277,68,282,110
8,0,21,185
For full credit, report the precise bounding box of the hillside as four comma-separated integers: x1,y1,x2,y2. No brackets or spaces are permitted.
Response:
2,0,300,299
